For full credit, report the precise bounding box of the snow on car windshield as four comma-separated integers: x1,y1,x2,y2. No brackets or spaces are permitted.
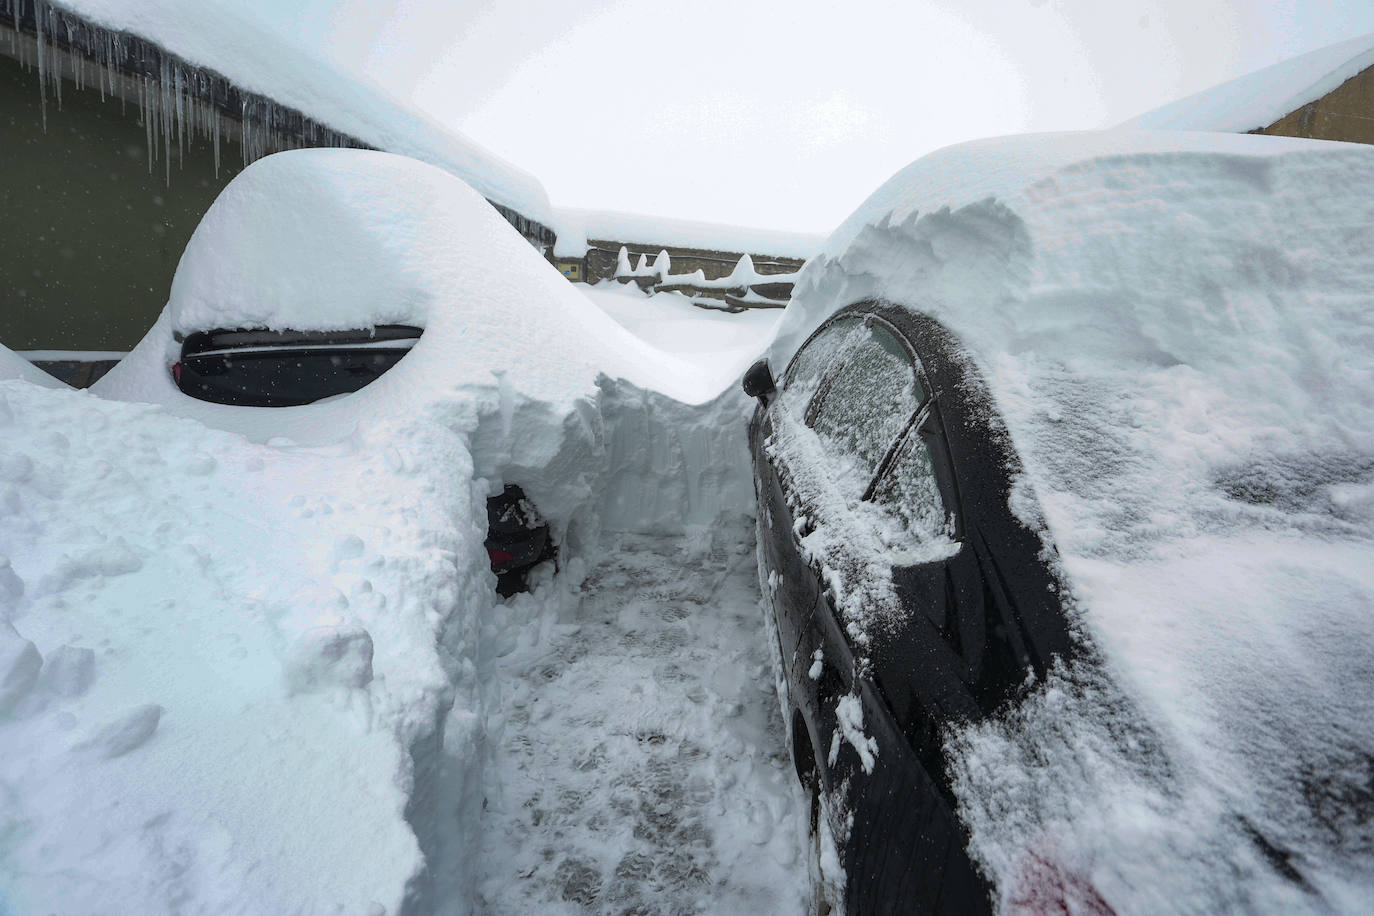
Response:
772,129,1374,911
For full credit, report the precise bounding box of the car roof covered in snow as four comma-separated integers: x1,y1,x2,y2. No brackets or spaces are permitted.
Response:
1120,30,1374,133
773,129,1374,910
50,0,552,224
93,148,721,443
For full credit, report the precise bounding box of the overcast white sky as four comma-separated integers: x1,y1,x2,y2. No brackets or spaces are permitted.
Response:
300,0,1374,235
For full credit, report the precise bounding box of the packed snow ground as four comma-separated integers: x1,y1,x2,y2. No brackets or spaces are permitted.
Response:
474,526,806,914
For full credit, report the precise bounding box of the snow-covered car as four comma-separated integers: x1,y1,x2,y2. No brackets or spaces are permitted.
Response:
1,148,766,914
747,130,1374,914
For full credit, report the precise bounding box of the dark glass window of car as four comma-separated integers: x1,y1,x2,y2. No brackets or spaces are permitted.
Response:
780,316,862,418
808,322,927,500
872,425,952,547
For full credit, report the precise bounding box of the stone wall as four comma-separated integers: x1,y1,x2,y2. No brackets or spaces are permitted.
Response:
1257,64,1374,145
583,241,804,285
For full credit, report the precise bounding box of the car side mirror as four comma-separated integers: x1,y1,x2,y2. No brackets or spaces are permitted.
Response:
742,358,776,403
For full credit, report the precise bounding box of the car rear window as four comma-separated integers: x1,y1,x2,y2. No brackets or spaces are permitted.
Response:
175,325,421,407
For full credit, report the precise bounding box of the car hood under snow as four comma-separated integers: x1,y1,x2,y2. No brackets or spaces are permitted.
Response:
773,130,1374,912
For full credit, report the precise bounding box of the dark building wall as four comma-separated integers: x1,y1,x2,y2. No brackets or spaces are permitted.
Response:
1,50,244,350
1258,64,1374,145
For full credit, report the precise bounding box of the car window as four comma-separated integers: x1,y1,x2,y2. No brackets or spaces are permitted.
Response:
871,427,952,546
780,316,861,417
809,322,926,499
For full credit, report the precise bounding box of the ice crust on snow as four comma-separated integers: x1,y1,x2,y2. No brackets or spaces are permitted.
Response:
2,147,795,913
1122,30,1374,133
772,129,1374,910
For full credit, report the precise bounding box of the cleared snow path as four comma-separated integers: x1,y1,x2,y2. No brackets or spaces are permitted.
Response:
475,520,808,914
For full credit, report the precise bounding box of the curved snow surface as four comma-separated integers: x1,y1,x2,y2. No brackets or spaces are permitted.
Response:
1,150,804,913
774,130,1374,912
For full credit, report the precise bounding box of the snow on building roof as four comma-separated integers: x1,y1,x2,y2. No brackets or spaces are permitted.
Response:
1120,31,1374,133
38,0,553,226
551,206,824,260
776,129,1374,910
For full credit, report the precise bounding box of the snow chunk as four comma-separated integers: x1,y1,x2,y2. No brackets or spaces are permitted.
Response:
834,694,877,775
39,645,96,698
75,704,163,759
285,624,375,694
0,622,41,716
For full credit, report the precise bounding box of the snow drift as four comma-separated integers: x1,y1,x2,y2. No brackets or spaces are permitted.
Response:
2,148,762,914
773,130,1374,911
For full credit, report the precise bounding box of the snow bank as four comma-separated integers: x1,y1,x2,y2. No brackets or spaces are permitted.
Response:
1122,31,1374,133
774,130,1374,910
1,148,764,913
0,343,64,388
551,206,824,260
46,0,551,223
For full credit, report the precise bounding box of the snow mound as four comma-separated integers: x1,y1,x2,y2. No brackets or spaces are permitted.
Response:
95,148,724,441
0,343,64,389
1121,31,1374,133
4,146,774,913
774,130,1374,911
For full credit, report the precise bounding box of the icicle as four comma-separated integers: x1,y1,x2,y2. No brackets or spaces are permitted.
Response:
35,0,47,131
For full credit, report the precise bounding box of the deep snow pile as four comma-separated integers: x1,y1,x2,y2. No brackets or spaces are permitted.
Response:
772,130,1374,911
1,148,790,913
1121,30,1374,133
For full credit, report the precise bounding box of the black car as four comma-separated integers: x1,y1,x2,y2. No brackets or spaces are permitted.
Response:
744,302,1082,915
172,325,422,407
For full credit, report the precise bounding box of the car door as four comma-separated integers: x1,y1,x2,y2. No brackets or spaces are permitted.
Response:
751,304,997,914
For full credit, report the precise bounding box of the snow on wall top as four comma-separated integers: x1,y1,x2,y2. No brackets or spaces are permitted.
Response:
775,129,1374,910
0,343,64,388
550,207,824,260
1121,31,1374,133
47,0,552,224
